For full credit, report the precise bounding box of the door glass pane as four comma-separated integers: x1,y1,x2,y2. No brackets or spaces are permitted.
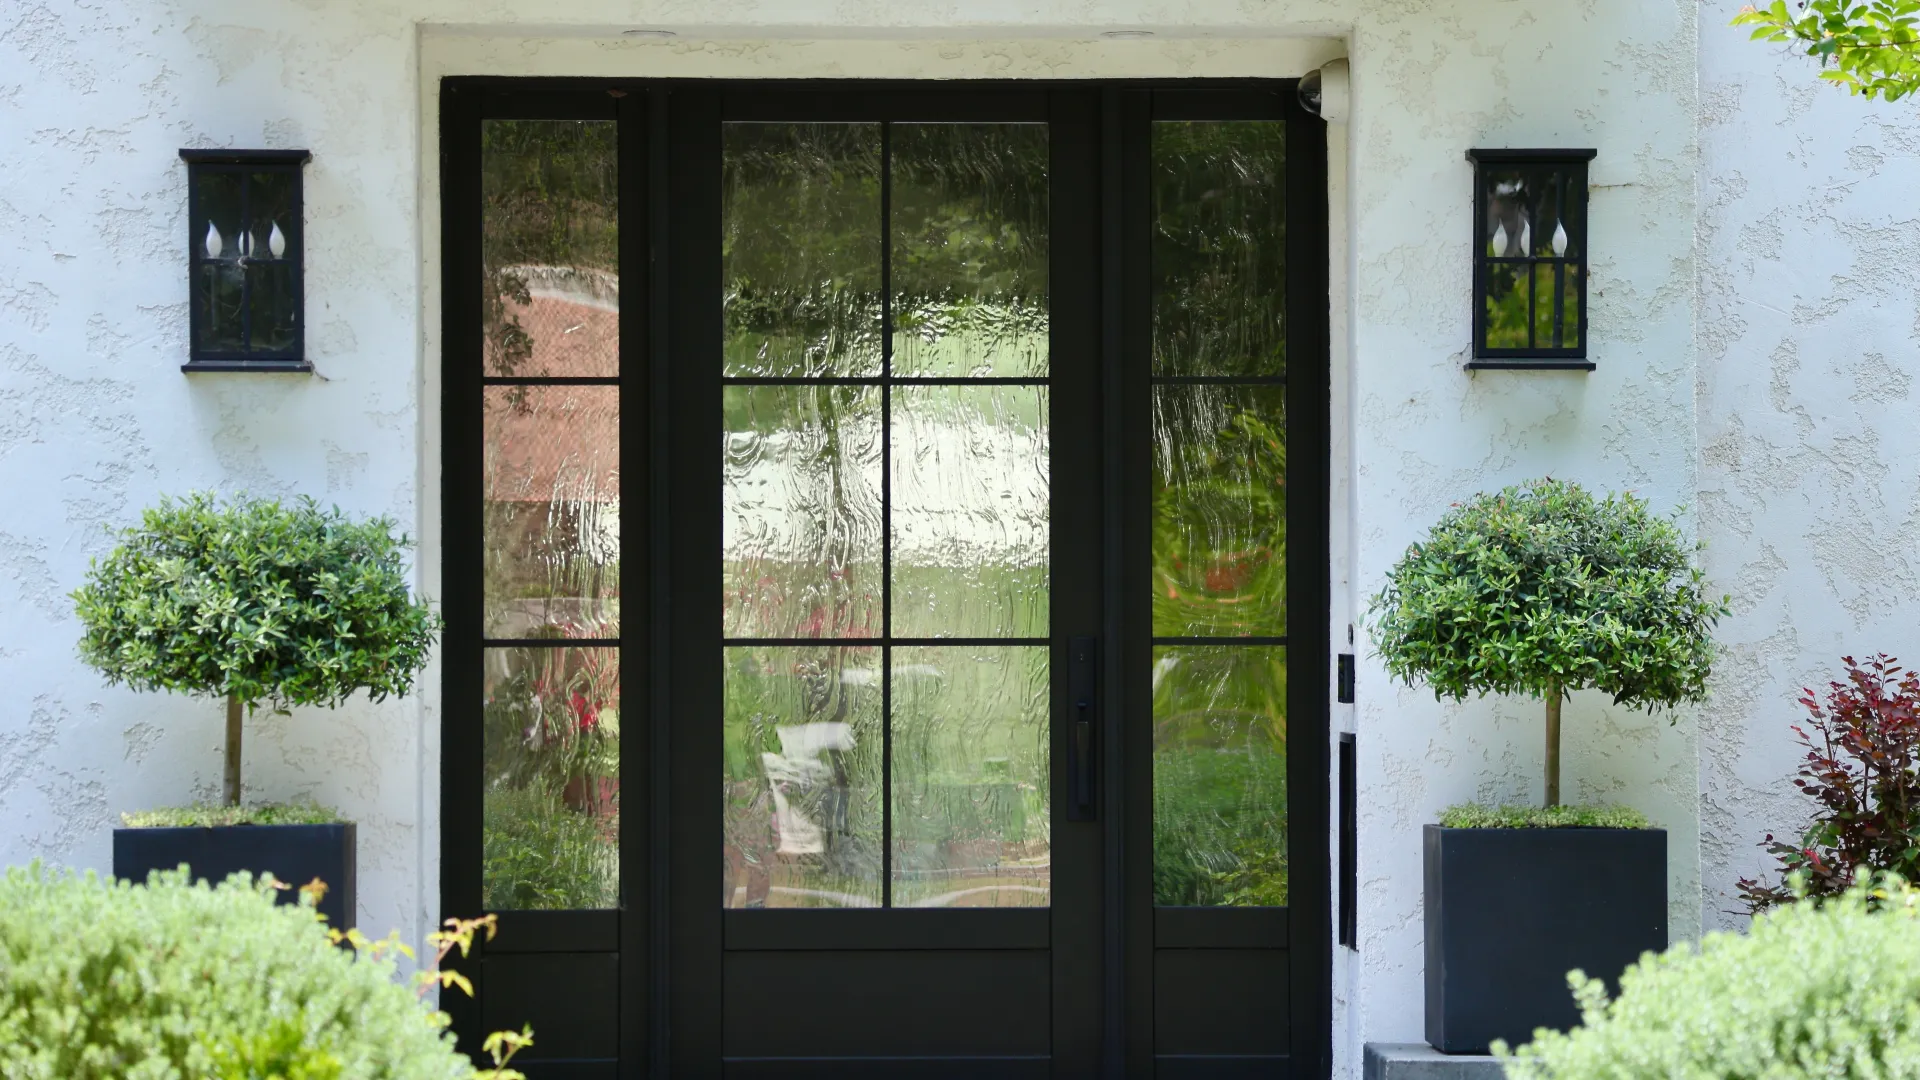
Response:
892,646,1050,908
481,120,619,377
891,384,1049,640
891,123,1050,378
724,123,883,378
484,385,620,639
724,385,884,639
724,645,884,908
483,645,621,910
1152,121,1286,377
1152,646,1287,907
1152,384,1285,639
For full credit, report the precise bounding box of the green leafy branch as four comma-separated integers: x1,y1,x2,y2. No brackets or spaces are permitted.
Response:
1736,1,1920,101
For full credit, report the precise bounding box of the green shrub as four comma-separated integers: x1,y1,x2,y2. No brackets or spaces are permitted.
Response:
121,802,346,828
1438,803,1649,830
0,865,471,1080
483,783,619,911
72,493,442,806
1369,478,1725,807
1500,875,1920,1077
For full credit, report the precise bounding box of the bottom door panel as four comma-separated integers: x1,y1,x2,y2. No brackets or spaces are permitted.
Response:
1154,948,1291,1055
481,952,621,1065
722,950,1051,1059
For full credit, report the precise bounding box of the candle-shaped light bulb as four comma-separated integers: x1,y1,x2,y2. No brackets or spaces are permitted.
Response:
239,228,251,258
1490,222,1509,257
1552,221,1570,258
1519,220,1532,257
268,222,286,259
204,222,223,259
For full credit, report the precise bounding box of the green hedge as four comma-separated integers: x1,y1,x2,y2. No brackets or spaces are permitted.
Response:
1501,876,1920,1077
0,866,471,1080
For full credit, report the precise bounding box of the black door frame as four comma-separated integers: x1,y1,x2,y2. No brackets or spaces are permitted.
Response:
440,77,1330,1079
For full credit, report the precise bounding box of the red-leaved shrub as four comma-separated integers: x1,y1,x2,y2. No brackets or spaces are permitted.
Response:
1739,654,1920,911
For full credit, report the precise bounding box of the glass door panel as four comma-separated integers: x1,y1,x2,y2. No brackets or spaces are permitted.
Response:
1148,119,1289,908
476,118,623,913
721,120,1052,910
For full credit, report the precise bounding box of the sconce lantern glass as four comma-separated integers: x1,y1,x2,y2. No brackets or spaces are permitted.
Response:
1466,148,1595,370
180,148,311,372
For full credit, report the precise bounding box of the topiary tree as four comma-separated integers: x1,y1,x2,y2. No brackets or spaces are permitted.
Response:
71,493,442,807
1368,478,1726,808
1498,874,1920,1076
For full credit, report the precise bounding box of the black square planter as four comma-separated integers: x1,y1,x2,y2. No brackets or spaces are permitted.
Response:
114,822,357,931
1424,824,1666,1054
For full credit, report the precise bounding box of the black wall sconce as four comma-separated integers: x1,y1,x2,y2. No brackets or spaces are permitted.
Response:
1466,148,1595,370
180,148,311,372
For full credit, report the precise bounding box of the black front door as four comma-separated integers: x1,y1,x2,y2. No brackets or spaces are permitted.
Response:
441,79,1328,1079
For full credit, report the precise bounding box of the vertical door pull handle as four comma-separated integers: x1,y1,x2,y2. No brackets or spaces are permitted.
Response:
1068,636,1098,821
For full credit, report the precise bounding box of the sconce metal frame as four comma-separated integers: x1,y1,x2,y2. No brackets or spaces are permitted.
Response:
1467,147,1596,370
180,148,312,372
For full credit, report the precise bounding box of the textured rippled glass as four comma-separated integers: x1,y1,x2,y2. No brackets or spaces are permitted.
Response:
892,646,1050,907
1152,384,1286,638
483,646,621,910
724,123,883,378
891,385,1049,639
891,123,1050,378
480,120,619,377
724,645,884,908
1152,646,1287,907
484,385,620,640
1152,121,1286,377
724,386,883,639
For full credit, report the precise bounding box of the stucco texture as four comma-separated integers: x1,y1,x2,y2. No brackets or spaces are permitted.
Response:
0,0,1899,1074
1695,10,1920,929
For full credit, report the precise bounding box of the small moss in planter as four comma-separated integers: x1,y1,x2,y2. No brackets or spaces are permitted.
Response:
122,802,347,828
1439,803,1650,830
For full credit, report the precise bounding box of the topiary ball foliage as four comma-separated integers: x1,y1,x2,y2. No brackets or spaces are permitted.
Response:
0,865,470,1080
1369,478,1724,711
72,493,441,712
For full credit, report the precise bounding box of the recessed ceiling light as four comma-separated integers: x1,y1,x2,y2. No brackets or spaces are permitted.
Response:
1101,29,1155,39
622,28,677,38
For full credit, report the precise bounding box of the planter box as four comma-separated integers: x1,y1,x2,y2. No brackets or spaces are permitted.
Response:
1424,824,1665,1054
114,822,356,931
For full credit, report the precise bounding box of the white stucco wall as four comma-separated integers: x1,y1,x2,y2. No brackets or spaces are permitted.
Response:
7,0,1892,1073
1695,12,1920,928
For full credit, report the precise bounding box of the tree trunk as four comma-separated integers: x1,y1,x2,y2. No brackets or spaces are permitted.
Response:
224,693,243,807
1544,683,1563,809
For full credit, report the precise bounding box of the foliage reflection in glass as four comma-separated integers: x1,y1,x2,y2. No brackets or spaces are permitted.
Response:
482,646,620,910
724,123,883,378
1152,646,1288,907
1152,385,1286,638
891,123,1049,378
892,646,1050,907
724,645,884,908
480,120,619,378
483,385,620,640
891,384,1049,639
724,384,884,639
1152,121,1287,378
